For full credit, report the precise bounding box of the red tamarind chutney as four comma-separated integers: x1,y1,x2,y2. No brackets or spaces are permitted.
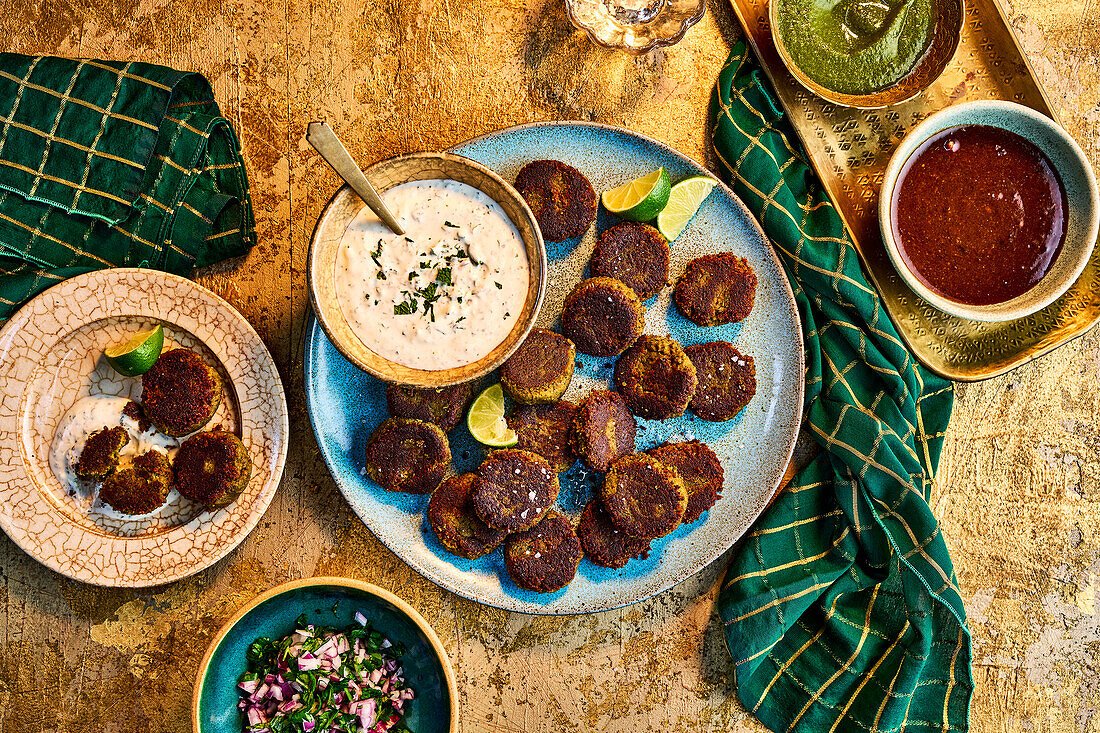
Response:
890,124,1068,306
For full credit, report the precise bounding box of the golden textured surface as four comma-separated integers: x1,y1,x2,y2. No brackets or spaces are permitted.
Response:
0,0,1099,730
734,0,1100,381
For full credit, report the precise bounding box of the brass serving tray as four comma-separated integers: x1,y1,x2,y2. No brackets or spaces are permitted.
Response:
728,0,1100,381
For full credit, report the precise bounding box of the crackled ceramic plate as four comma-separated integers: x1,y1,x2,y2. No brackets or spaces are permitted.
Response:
304,122,804,614
0,268,289,587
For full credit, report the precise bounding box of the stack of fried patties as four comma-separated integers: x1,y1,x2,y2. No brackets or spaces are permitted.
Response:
361,159,759,595
75,349,251,516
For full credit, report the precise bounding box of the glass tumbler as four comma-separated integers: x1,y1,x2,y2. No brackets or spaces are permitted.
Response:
565,0,706,53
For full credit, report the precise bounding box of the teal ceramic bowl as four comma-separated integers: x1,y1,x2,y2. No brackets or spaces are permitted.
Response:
879,100,1099,322
192,577,457,733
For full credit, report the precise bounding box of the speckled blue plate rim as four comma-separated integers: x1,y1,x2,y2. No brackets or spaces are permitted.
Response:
191,576,459,733
303,121,805,615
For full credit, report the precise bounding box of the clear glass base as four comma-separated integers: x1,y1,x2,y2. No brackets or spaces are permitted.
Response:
566,0,706,53
601,0,666,24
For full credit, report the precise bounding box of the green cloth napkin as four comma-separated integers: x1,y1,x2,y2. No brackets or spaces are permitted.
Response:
709,43,974,731
0,54,255,320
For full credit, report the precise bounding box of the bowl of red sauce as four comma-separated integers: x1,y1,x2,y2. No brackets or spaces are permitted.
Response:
880,100,1099,322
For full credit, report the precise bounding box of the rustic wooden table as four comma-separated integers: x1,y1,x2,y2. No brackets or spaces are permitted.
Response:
2,0,1099,730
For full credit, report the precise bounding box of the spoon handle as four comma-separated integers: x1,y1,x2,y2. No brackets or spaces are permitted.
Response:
307,122,405,236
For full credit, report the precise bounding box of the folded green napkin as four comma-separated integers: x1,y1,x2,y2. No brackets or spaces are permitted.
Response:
0,54,255,320
709,43,973,731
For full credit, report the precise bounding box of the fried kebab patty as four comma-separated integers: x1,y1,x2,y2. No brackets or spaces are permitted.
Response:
75,426,129,480
613,335,698,420
507,400,579,473
561,277,645,358
173,430,251,509
576,500,650,569
589,222,670,301
427,473,506,560
472,448,559,532
121,400,152,434
647,440,724,523
504,509,583,593
141,349,223,437
673,253,758,327
500,329,575,405
570,390,636,472
364,418,450,495
385,382,473,431
684,341,757,422
600,453,687,539
100,449,174,515
514,160,597,242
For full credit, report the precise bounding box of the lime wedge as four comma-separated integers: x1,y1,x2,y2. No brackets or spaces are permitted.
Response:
656,176,717,241
466,384,518,447
105,324,164,377
601,167,672,222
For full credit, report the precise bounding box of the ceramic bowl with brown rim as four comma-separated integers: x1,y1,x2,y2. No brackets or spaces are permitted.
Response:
192,577,458,733
308,151,547,388
769,0,963,108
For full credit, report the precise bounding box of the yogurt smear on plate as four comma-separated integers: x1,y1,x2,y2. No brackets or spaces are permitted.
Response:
49,395,176,512
335,179,529,370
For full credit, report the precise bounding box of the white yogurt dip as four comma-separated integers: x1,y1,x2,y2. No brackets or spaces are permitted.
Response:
335,179,529,370
49,395,176,512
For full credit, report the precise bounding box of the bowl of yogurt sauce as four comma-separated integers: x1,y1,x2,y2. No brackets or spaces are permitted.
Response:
309,152,546,387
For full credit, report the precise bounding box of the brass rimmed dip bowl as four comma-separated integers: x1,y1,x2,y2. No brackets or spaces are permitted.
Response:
769,0,964,108
308,152,547,388
879,100,1099,322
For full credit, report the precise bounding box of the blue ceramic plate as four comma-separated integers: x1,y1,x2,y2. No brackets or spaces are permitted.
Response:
192,577,457,733
304,122,804,614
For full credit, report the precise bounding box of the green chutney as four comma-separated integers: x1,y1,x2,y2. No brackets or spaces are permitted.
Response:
774,0,936,95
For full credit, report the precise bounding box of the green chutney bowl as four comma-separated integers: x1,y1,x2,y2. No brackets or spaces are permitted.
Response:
769,0,963,108
192,577,458,733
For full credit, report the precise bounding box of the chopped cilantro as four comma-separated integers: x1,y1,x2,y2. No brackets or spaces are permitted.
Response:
494,281,502,289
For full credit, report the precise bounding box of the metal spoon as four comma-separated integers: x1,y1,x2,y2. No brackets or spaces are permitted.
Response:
306,122,405,236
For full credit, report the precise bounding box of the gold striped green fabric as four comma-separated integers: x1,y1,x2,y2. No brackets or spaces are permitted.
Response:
709,44,973,731
0,54,255,319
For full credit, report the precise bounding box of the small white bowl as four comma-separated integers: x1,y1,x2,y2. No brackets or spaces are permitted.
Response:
879,100,1099,322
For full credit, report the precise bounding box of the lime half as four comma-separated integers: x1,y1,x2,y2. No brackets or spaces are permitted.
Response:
601,167,672,222
105,324,164,377
656,176,717,241
466,383,518,447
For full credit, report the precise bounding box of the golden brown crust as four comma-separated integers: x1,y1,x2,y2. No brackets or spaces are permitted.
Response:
472,449,559,532
74,426,129,479
647,440,724,523
427,473,507,560
507,400,579,473
514,160,597,242
561,277,645,358
141,349,223,437
385,382,473,431
673,253,757,327
613,335,698,420
576,500,650,569
500,329,575,404
100,450,173,515
364,418,450,495
684,342,757,422
600,454,686,539
590,222,670,301
173,430,251,508
504,509,583,593
570,390,636,472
